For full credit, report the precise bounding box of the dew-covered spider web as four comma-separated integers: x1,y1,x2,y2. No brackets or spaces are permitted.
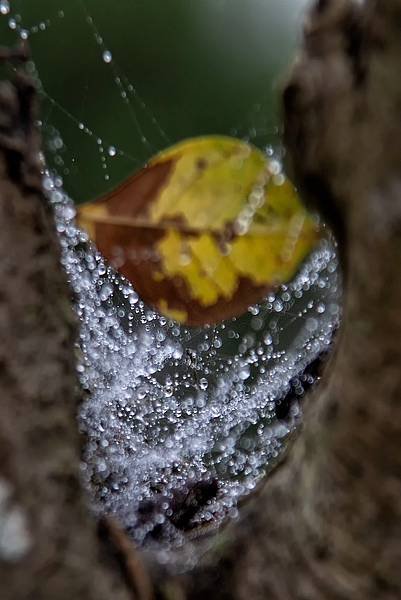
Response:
1,0,340,563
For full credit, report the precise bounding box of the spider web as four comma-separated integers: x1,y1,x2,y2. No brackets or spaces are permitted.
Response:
1,0,340,562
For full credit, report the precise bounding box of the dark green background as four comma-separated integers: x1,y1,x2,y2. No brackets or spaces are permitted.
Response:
1,0,309,203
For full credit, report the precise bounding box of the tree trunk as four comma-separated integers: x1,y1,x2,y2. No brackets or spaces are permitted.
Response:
1,0,401,599
0,68,132,600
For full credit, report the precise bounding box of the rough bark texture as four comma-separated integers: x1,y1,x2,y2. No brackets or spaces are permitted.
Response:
0,69,132,600
1,0,401,598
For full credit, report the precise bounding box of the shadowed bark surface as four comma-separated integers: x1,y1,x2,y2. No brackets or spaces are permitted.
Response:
163,0,401,598
1,0,401,598
0,68,132,599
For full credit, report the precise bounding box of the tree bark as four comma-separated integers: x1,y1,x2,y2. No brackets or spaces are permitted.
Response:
164,0,401,598
0,68,133,600
1,0,401,599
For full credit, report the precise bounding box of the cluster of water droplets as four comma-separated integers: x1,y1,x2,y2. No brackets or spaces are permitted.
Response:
4,4,64,40
44,171,340,556
2,0,340,560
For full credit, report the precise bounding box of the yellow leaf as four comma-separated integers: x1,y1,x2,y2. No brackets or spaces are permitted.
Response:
77,135,321,326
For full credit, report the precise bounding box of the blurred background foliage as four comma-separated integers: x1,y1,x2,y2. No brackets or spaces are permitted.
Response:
1,0,309,203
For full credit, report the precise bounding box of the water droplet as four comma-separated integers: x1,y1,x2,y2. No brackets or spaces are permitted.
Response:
102,50,112,63
306,317,318,332
0,0,10,15
199,378,209,390
273,173,285,186
263,334,273,346
99,283,113,301
239,366,250,380
107,145,116,157
62,205,76,221
269,160,281,175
